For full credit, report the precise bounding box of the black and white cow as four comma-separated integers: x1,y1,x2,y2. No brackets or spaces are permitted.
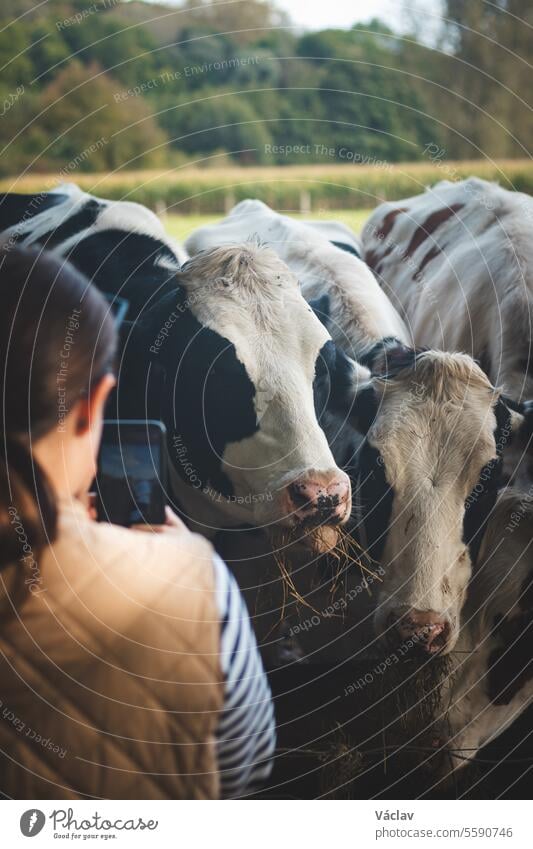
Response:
0,185,358,551
426,490,533,782
361,178,533,485
186,200,532,655
0,182,187,320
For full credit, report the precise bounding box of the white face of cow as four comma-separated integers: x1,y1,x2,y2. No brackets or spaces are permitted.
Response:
354,349,513,654
159,244,351,547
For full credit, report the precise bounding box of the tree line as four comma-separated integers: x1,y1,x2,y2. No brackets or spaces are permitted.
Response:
0,0,530,176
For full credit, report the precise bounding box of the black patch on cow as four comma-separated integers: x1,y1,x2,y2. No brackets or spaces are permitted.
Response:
359,338,418,374
312,339,335,422
0,194,180,323
379,346,424,377
0,191,66,235
330,239,361,258
359,337,399,371
477,347,492,381
463,399,511,563
64,230,180,321
356,440,394,563
311,337,365,503
520,401,533,442
350,385,378,434
128,286,259,498
334,346,360,406
35,199,101,248
463,458,501,563
312,326,376,435
322,413,364,502
500,395,522,415
309,294,332,333
500,396,533,443
310,301,371,427
487,574,533,705
494,398,514,454
520,571,533,611
518,355,533,378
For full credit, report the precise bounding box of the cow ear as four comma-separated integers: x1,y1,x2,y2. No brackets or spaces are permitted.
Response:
350,384,379,434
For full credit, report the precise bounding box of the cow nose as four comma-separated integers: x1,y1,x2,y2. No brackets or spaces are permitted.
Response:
394,609,450,654
287,472,351,524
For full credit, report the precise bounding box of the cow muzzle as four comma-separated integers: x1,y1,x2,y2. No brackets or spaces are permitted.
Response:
390,609,451,655
286,471,352,527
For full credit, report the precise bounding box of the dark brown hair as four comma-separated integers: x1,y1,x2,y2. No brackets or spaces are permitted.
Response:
0,246,117,575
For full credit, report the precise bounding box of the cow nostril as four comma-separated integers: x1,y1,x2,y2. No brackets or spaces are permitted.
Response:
316,492,341,519
287,477,350,523
393,611,450,654
413,622,449,653
288,482,311,510
288,485,340,518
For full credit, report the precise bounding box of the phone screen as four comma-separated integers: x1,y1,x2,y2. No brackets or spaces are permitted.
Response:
96,420,166,526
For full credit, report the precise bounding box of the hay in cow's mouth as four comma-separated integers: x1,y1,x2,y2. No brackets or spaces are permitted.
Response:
389,652,455,745
270,524,377,618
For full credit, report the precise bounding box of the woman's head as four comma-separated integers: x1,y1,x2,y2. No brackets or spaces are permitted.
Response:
0,246,117,571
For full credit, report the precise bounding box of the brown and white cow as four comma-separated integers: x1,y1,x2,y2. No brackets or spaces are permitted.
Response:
361,178,533,485
185,199,411,360
187,201,531,655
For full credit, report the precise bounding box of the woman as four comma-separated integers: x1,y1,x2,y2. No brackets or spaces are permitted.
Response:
0,247,275,799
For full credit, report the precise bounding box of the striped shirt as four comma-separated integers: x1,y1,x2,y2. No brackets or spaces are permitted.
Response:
212,554,276,798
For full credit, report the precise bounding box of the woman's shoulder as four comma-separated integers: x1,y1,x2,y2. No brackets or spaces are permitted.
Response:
50,498,218,608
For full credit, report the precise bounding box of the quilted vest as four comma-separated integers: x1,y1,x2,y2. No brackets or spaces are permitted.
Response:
0,498,224,799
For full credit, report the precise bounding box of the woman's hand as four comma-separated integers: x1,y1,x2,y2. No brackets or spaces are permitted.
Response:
130,506,188,536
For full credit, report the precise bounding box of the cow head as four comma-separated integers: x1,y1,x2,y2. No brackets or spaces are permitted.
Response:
336,345,527,654
121,244,353,550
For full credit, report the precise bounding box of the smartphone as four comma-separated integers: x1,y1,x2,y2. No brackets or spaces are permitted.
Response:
96,419,167,526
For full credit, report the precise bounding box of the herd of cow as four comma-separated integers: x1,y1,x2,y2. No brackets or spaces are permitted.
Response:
1,176,532,797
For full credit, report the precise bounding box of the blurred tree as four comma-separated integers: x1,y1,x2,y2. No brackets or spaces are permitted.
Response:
165,90,272,163
0,23,35,88
26,20,76,84
437,0,533,157
178,0,290,46
33,61,167,171
60,13,164,87
298,24,438,161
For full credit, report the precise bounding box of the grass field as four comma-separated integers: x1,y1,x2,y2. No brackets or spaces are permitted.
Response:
163,209,370,243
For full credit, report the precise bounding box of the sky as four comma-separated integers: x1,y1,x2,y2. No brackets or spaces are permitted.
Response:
140,0,443,35
277,0,407,31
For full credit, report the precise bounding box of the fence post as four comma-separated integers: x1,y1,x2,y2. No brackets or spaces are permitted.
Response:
155,200,167,219
224,191,235,213
299,190,311,214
